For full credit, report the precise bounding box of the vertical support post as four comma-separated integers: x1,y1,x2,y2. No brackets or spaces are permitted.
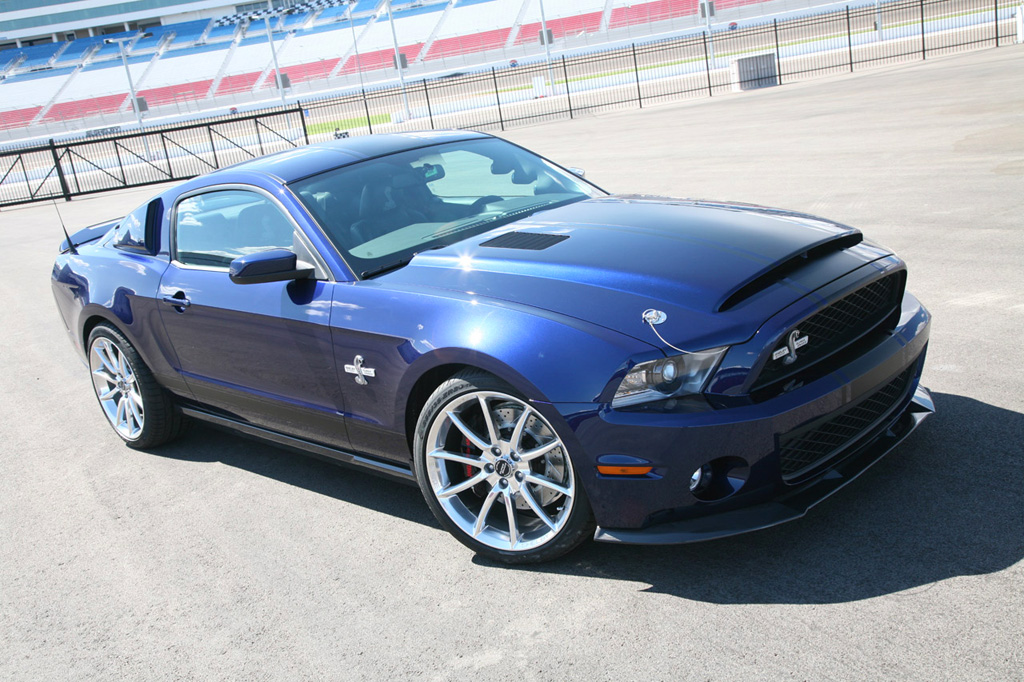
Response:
994,0,999,46
491,67,505,131
49,139,71,202
920,0,926,59
265,17,287,108
254,119,265,156
561,55,573,119
631,43,643,108
362,89,374,134
297,104,310,146
702,32,713,97
846,6,854,72
386,0,411,119
422,79,434,129
773,19,783,85
207,126,220,167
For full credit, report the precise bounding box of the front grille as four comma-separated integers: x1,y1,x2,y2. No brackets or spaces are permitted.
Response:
777,364,915,480
755,273,902,392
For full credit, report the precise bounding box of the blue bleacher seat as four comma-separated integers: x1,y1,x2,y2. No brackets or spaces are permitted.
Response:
351,0,382,15
283,11,310,28
315,5,351,23
205,24,240,42
392,2,448,18
2,66,77,83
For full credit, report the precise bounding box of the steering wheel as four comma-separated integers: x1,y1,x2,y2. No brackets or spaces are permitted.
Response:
469,195,503,213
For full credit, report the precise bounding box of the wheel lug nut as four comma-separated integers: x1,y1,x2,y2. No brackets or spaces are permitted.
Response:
510,453,520,461
515,471,524,481
485,464,494,473
499,479,508,488
491,446,501,456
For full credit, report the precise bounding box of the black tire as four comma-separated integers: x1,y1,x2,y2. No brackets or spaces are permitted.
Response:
413,369,594,564
87,323,188,449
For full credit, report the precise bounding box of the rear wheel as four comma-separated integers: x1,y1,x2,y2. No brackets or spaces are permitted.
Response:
413,370,594,563
87,324,187,449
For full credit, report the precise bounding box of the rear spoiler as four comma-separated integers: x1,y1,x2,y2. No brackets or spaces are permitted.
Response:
59,217,121,253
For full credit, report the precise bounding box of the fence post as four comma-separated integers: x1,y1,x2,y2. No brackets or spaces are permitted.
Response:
422,80,434,129
561,56,573,119
702,32,713,97
362,89,373,134
994,0,999,46
773,19,783,85
491,67,505,131
631,44,643,108
846,6,854,72
920,0,926,59
48,139,72,202
296,104,310,146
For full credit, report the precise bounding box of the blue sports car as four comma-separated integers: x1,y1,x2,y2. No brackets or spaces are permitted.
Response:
52,131,933,563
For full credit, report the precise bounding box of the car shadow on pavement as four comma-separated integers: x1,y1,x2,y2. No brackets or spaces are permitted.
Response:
149,423,437,528
483,392,1024,604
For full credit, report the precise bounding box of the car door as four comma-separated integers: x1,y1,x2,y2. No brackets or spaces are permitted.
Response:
156,185,350,449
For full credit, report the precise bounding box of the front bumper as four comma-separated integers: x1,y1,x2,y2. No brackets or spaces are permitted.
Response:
593,385,933,544
545,291,932,542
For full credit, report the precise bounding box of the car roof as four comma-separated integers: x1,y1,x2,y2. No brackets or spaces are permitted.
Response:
211,130,493,184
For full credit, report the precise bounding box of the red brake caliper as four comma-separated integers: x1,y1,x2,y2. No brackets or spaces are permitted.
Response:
463,436,474,478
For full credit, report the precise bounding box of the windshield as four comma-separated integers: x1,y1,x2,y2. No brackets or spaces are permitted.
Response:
289,137,604,277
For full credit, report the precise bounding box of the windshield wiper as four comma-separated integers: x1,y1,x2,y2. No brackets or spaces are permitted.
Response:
360,245,444,279
361,257,413,279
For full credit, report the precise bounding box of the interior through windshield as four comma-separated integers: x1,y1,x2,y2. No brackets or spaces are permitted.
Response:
289,137,603,277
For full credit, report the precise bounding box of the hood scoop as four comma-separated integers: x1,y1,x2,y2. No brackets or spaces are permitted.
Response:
717,232,863,312
480,231,569,250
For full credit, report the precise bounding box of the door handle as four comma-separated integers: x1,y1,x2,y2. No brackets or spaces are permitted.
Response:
162,294,191,308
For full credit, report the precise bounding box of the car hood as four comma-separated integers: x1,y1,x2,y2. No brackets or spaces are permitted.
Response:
383,196,892,350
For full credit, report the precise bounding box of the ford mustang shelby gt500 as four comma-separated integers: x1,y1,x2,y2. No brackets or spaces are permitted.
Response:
52,131,933,563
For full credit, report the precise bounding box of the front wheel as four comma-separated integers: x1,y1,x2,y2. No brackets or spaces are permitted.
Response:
413,370,594,563
87,323,187,449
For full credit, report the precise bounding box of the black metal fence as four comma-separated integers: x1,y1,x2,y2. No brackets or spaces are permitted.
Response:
1,0,1014,208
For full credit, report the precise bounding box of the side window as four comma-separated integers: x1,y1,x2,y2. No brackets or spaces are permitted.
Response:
174,190,296,268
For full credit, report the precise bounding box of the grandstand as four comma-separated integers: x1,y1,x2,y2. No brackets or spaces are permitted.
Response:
0,0,826,137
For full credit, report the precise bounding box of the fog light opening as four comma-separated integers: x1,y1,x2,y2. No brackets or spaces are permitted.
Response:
690,457,750,501
689,465,711,492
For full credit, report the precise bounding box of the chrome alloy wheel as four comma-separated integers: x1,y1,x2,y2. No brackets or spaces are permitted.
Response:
424,391,576,552
89,337,144,440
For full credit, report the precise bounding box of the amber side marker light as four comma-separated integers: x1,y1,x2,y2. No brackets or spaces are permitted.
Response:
597,465,653,476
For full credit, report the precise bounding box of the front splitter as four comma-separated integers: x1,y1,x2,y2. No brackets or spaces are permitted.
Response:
593,385,934,545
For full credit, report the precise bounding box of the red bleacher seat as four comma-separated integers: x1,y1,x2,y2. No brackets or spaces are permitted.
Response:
214,72,261,96
137,80,214,107
43,93,129,122
0,106,42,130
515,12,603,45
338,44,423,74
266,58,342,88
426,28,512,60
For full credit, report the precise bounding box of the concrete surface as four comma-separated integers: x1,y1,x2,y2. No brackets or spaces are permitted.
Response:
1,44,1021,681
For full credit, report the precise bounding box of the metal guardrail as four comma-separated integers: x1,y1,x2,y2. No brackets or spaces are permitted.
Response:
0,0,1015,208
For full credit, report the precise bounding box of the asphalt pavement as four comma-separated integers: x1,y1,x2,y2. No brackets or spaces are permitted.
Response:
1,44,1021,681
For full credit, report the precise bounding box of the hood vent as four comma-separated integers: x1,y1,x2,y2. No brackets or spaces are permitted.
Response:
717,232,863,312
481,231,569,250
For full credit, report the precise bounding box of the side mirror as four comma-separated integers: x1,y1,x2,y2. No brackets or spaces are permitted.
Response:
229,248,314,285
567,167,586,178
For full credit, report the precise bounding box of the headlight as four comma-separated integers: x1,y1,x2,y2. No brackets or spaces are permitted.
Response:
613,347,727,408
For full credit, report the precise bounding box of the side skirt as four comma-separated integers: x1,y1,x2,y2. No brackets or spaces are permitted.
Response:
179,406,417,486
